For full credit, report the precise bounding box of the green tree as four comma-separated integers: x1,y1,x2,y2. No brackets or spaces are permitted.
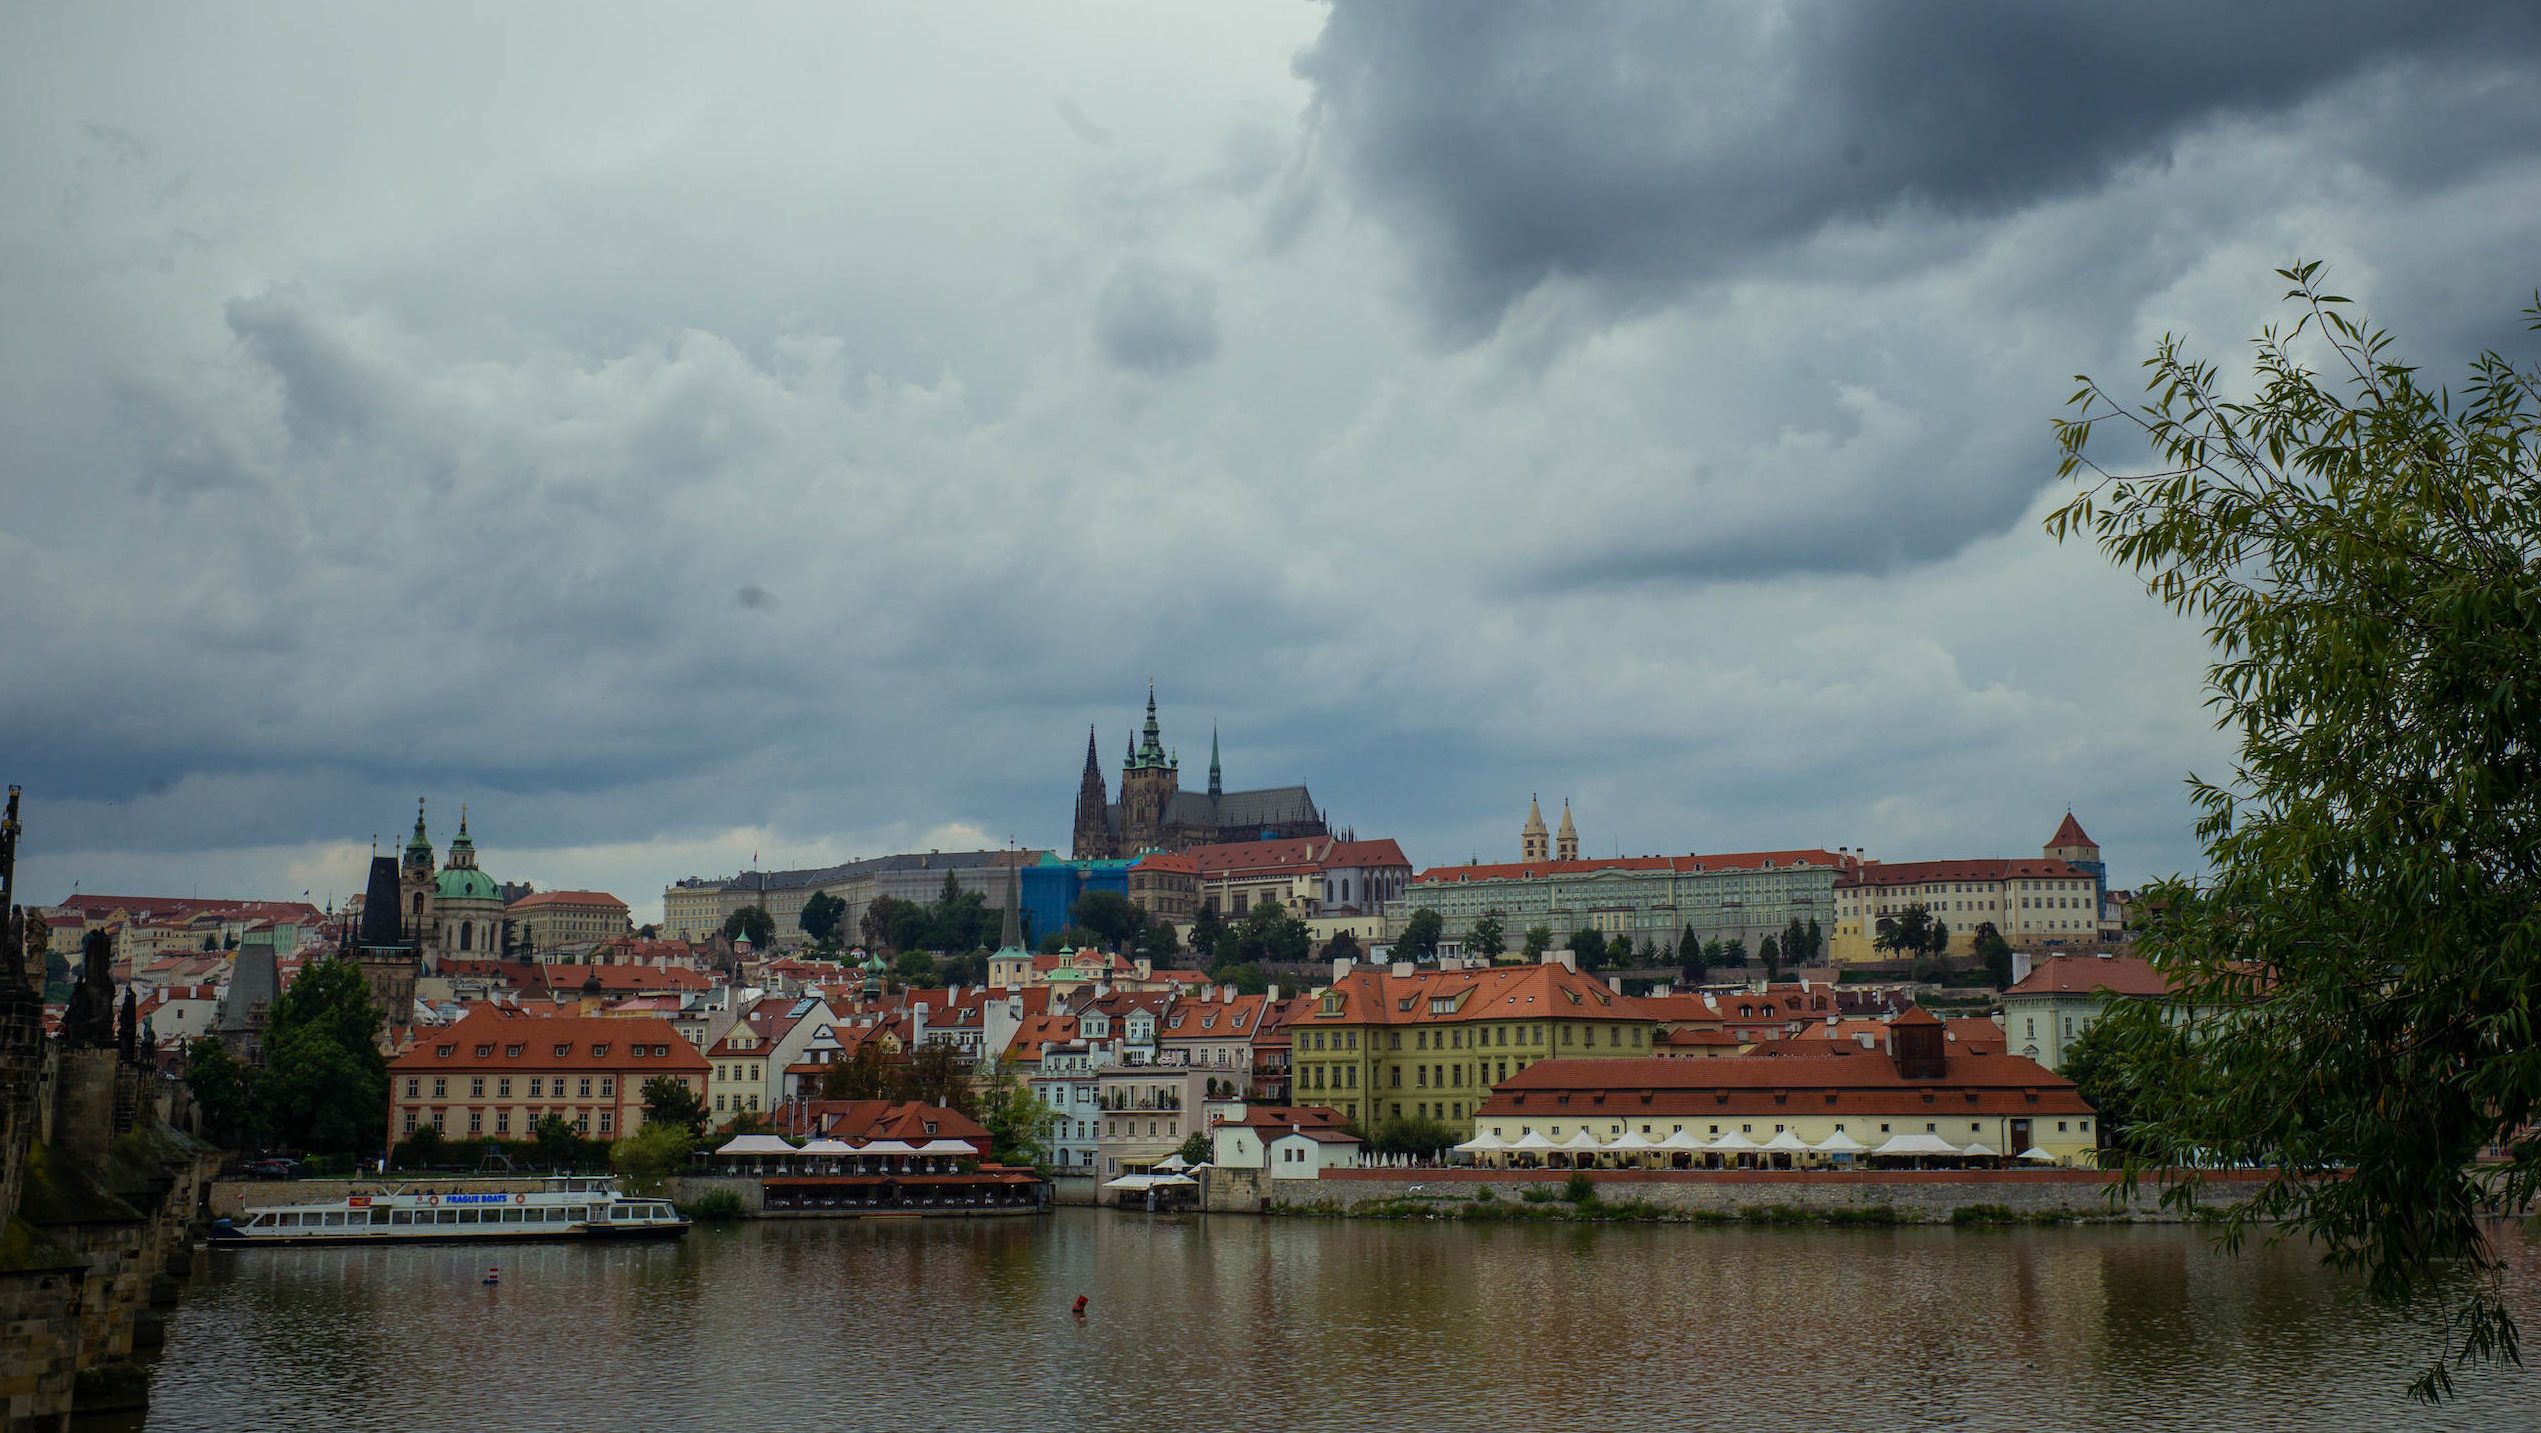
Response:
1174,1131,1214,1166
609,1119,695,1195
1364,1115,1459,1157
1228,897,1310,967
861,895,914,953
1396,908,1444,961
1319,929,1364,965
1721,937,1747,969
391,1124,445,1170
532,1114,583,1169
184,1036,259,1150
819,1043,893,1100
1188,904,1227,964
2053,1018,2179,1159
257,956,387,1157
1523,925,1554,961
1070,890,1144,949
1466,911,1507,962
1205,961,1268,996
940,950,989,988
1679,940,1708,986
1973,923,2015,989
1758,935,1781,981
640,1075,708,1138
2048,264,2541,1399
1567,928,1607,972
721,905,776,948
1874,905,1935,962
893,1040,975,1116
894,949,940,986
976,1058,1058,1167
798,891,847,946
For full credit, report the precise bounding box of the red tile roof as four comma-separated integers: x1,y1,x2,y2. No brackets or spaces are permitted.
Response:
390,1007,706,1073
1130,851,1198,874
776,1099,989,1151
2048,813,2097,849
1479,1051,2091,1118
508,890,631,911
1415,849,1844,885
1218,1104,1348,1131
1305,963,1648,1026
2004,955,2173,999
56,894,326,925
1185,835,1412,878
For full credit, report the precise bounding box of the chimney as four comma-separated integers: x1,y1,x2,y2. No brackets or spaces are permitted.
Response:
1222,984,1235,1002
2010,950,2035,986
911,1001,929,1049
1266,984,1280,1004
1542,950,1578,973
1332,957,1355,981
1606,976,1623,994
1390,961,1414,979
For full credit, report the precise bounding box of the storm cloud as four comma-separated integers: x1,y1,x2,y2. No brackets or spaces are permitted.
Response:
2,2,2535,916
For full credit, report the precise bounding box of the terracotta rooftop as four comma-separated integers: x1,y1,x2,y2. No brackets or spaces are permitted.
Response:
2005,955,2173,999
1415,849,1843,885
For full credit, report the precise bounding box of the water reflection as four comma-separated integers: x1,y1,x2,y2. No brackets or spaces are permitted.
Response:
140,1214,2540,1432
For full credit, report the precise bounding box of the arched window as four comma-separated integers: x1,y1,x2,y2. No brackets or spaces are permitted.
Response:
459,922,473,951
412,894,424,915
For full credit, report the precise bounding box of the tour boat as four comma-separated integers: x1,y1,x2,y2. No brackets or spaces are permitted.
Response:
211,1175,689,1247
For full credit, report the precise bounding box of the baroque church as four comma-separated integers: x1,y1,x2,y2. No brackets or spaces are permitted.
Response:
1071,686,1328,859
393,798,507,959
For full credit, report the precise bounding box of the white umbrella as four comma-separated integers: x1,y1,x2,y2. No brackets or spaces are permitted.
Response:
1154,1153,1191,1171
1960,1141,2000,1158
1812,1130,1868,1154
1104,1174,1156,1191
1760,1129,1810,1153
917,1139,978,1156
858,1139,918,1155
2016,1146,2059,1163
795,1138,856,1156
714,1134,796,1156
1150,1174,1198,1187
1870,1132,1960,1157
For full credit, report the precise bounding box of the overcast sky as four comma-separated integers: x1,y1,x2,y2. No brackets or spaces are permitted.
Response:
7,3,2539,921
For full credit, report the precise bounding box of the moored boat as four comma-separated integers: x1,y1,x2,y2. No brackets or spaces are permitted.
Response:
212,1175,688,1247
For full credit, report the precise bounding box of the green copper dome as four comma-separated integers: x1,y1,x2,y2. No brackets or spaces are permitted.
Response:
436,867,499,902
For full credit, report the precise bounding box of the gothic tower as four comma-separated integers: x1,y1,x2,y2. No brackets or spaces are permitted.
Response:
1521,794,1549,863
1119,682,1179,851
1208,723,1223,801
1555,799,1579,862
398,798,436,943
1071,726,1113,859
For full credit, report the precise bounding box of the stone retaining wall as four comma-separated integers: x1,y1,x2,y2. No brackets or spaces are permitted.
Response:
1259,1167,2265,1223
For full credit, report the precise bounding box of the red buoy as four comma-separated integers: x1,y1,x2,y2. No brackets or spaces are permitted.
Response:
1071,1294,1088,1316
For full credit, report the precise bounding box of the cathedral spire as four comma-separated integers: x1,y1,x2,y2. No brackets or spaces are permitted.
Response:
1556,798,1579,862
999,841,1023,952
1522,793,1548,862
1208,723,1222,800
1133,680,1168,768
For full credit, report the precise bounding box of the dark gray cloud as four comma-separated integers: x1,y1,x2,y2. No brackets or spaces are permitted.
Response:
1093,257,1221,372
1299,0,2541,337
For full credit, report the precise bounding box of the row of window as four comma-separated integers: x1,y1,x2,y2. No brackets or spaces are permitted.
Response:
399,1107,613,1136
408,1075,616,1100
435,1041,678,1061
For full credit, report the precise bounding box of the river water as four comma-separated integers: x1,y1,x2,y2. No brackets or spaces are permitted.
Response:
137,1210,2541,1431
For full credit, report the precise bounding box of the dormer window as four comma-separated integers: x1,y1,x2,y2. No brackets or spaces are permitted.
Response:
474,1044,493,1057
435,1045,455,1058
505,1045,523,1058
553,1044,571,1058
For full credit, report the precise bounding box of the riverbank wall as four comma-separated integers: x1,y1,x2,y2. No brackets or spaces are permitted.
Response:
1247,1167,2268,1224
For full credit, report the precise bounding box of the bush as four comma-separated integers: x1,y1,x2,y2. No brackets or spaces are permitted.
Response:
1521,1186,1559,1204
1951,1203,2020,1226
1562,1171,1596,1204
680,1189,748,1222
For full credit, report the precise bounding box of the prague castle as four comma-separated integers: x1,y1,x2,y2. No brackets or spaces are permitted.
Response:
1071,686,1328,859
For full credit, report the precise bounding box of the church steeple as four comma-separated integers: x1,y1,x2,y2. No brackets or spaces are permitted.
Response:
1208,723,1222,800
402,798,433,872
998,842,1024,952
445,804,478,871
1132,680,1168,769
1073,725,1113,860
1522,794,1549,862
1555,799,1579,862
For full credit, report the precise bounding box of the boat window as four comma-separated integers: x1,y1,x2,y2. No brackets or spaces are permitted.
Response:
392,1210,413,1225
502,1208,523,1224
458,1209,480,1224
323,1211,345,1227
249,1213,273,1228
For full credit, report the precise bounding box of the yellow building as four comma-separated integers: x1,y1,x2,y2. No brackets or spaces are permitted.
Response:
1287,959,1658,1134
507,890,634,951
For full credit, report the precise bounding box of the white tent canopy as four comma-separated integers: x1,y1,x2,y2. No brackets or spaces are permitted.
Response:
1658,1129,1708,1151
1560,1129,1605,1151
2016,1146,2060,1163
1761,1129,1811,1152
1607,1130,1659,1151
1456,1131,1508,1153
1812,1130,1869,1154
858,1140,918,1155
1708,1132,1762,1152
1961,1141,2000,1158
1870,1132,1962,1157
1154,1153,1191,1171
714,1134,797,1156
795,1138,856,1156
1508,1131,1557,1152
917,1139,978,1156
1104,1175,1157,1192
1151,1174,1198,1188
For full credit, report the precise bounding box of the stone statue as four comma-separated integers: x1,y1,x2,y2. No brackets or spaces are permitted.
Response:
65,930,115,1049
118,986,138,1064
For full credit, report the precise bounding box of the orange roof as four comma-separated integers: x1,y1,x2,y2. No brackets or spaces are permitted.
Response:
2005,955,2173,999
1415,849,1843,885
1161,993,1268,1037
2048,813,2097,849
391,1007,705,1073
1305,963,1648,1027
1130,851,1198,874
1219,1104,1348,1131
507,890,631,910
1186,835,1412,878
